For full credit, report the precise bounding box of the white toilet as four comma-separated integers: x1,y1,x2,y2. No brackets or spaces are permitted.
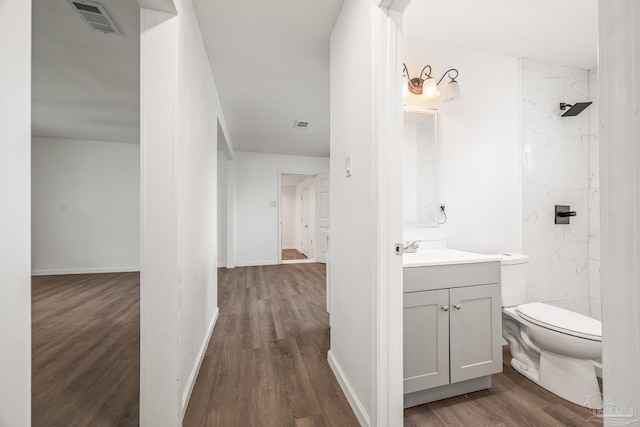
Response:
498,253,603,408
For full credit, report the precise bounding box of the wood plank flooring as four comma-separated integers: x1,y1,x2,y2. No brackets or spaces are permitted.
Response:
282,249,308,260
183,264,359,426
32,266,600,427
32,272,140,427
404,346,599,426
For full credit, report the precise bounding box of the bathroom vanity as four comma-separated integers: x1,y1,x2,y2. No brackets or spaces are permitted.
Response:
403,250,503,408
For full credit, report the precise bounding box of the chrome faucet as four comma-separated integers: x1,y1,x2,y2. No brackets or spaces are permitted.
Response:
403,241,420,253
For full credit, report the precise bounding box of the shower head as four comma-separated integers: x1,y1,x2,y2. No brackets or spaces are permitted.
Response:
560,102,593,117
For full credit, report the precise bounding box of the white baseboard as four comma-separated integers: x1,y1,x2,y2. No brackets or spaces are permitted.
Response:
282,246,296,250
282,258,316,265
181,307,219,420
31,266,140,276
327,350,370,427
235,260,279,267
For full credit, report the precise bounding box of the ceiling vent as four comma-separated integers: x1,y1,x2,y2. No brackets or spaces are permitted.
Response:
67,0,122,35
294,121,309,129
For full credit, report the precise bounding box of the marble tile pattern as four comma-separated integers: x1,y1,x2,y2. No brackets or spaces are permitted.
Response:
521,58,599,319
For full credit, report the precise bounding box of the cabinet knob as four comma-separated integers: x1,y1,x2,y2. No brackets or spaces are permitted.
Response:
454,304,461,310
442,305,449,312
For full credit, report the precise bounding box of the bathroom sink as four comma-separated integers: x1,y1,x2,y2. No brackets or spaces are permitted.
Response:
403,249,501,267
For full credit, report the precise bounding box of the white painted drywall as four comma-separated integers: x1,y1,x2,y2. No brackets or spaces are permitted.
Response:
329,0,374,421
140,0,221,423
140,7,181,425
0,0,31,424
217,150,228,267
31,137,140,275
599,0,640,420
403,37,522,255
281,185,296,249
233,151,328,266
175,0,219,413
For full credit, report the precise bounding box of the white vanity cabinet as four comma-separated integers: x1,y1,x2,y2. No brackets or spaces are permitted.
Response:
403,260,502,408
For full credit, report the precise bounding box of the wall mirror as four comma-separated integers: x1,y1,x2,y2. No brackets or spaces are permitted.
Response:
403,105,439,227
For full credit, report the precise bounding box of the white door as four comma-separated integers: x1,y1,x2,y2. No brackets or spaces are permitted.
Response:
300,188,309,257
316,174,329,264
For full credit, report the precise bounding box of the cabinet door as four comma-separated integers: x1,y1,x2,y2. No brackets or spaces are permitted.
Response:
403,289,450,393
449,283,503,383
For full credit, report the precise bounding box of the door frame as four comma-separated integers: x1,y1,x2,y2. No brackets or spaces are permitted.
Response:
277,171,319,264
371,1,411,426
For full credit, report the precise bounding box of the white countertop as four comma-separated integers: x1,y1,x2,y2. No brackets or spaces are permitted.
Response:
403,248,501,267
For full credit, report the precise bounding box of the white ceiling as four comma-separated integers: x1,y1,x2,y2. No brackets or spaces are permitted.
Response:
32,0,139,144
404,0,598,70
31,0,597,154
191,0,344,158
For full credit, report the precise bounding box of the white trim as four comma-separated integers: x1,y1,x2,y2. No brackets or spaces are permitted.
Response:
31,266,140,276
327,350,370,427
282,258,316,265
282,246,297,250
371,4,405,426
180,307,219,420
234,260,280,267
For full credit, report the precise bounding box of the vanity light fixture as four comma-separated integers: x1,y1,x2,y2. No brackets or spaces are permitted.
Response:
403,63,462,102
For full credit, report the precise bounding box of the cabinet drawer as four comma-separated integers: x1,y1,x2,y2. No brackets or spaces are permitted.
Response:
404,261,500,293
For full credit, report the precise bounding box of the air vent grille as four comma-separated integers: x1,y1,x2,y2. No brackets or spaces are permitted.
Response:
294,121,309,129
68,0,122,35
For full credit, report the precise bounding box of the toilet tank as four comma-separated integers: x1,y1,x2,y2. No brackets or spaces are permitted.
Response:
495,253,529,307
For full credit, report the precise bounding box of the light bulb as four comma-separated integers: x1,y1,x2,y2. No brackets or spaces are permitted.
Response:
421,78,440,100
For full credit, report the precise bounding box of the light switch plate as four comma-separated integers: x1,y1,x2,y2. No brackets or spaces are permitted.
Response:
346,154,352,177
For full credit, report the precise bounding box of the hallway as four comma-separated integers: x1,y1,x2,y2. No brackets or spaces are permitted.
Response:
183,264,359,426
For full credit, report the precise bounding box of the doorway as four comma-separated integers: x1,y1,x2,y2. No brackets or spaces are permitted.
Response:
280,173,316,264
30,0,141,424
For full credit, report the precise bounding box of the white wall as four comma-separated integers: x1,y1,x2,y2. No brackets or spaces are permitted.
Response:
281,185,296,249
329,0,374,421
520,58,597,317
403,37,521,254
140,0,220,423
599,0,640,419
233,151,328,266
175,0,219,413
217,150,228,267
32,137,140,275
0,0,31,424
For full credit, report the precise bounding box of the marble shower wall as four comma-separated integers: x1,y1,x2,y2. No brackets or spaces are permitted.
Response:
521,58,600,319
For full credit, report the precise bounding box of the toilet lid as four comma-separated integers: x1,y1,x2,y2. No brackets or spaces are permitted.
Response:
516,302,602,341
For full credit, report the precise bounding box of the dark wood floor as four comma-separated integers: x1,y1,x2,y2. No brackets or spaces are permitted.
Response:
404,346,598,426
282,249,308,260
32,272,140,427
32,266,599,427
183,264,359,426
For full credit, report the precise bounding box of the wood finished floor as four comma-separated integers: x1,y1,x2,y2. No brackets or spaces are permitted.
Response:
32,266,599,427
282,249,308,260
404,346,598,427
32,272,140,427
183,264,359,426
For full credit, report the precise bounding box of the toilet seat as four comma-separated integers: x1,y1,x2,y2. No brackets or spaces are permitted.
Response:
516,302,602,342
